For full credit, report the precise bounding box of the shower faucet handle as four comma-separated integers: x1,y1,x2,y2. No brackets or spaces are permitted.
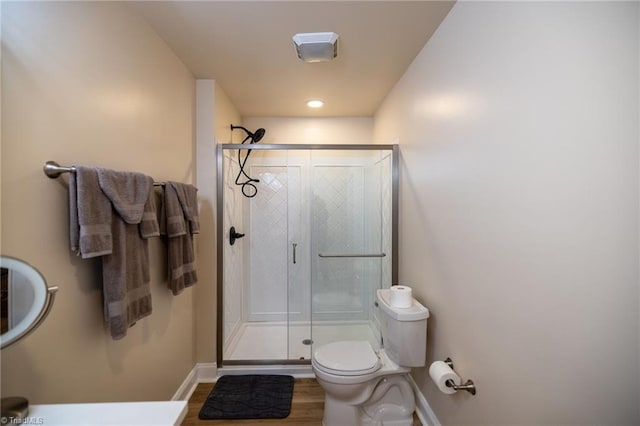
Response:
229,226,245,246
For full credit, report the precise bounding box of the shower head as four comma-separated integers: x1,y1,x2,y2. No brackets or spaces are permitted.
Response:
252,128,266,143
230,125,266,144
231,124,265,198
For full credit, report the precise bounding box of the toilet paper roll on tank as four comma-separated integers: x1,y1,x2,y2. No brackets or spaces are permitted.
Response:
389,285,413,308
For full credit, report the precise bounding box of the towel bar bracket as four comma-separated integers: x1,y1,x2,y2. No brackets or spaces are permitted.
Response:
44,161,75,179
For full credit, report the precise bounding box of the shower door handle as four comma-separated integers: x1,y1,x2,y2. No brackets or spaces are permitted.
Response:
292,243,297,264
318,253,386,258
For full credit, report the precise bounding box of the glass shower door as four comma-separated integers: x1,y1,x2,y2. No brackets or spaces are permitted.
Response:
245,148,313,361
221,147,302,361
245,152,290,359
310,149,393,351
286,150,312,360
218,145,395,365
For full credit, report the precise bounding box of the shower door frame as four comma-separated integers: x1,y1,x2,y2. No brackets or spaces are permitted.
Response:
216,144,398,366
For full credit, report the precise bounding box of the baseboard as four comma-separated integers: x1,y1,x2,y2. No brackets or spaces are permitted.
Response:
171,365,199,401
196,362,219,383
407,374,440,426
171,363,219,401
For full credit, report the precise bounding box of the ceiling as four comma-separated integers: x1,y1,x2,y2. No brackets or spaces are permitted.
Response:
128,1,455,117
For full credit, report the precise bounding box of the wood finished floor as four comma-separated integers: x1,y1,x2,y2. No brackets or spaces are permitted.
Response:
182,378,421,426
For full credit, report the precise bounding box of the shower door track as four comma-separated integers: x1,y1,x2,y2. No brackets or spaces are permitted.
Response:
223,359,311,366
216,144,399,367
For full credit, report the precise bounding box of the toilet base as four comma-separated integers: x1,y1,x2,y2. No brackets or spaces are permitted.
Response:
323,394,361,426
321,375,416,426
322,397,414,426
363,418,413,426
361,403,414,426
323,419,412,426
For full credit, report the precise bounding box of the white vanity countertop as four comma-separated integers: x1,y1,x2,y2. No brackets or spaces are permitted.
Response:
28,400,187,425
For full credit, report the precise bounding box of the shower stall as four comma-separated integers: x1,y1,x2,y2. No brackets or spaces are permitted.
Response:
216,144,397,365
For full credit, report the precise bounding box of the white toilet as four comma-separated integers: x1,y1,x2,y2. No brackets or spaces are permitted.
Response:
312,288,430,426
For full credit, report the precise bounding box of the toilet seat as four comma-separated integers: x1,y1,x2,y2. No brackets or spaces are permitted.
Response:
313,341,381,376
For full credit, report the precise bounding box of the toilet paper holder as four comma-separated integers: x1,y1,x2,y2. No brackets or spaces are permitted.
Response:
444,357,476,395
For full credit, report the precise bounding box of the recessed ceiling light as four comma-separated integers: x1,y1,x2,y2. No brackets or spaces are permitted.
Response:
307,100,324,108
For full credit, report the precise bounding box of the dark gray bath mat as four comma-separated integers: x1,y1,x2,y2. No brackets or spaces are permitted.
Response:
198,374,295,420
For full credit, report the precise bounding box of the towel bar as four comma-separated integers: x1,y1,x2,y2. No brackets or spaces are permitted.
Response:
44,161,165,186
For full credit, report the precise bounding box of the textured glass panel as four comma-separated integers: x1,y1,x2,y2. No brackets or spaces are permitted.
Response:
248,166,289,321
312,165,366,320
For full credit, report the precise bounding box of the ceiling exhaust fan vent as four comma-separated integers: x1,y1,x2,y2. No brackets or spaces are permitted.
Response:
292,32,339,63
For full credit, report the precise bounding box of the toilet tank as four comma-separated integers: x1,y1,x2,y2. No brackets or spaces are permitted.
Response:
376,288,429,367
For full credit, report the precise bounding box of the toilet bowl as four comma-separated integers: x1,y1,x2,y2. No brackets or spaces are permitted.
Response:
312,341,414,425
312,289,430,426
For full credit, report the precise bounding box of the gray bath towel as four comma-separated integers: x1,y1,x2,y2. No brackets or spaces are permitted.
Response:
140,188,161,239
97,168,153,224
163,180,187,238
171,182,200,234
96,168,158,340
69,166,112,258
163,182,198,295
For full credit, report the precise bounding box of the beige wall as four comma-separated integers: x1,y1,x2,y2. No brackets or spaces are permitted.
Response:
374,2,639,425
1,2,196,403
243,117,373,144
195,80,241,364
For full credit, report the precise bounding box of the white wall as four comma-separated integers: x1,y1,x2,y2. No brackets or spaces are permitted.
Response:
243,117,373,144
195,80,242,363
1,2,196,403
374,2,639,425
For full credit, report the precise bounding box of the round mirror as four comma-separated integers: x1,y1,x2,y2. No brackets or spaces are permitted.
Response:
0,256,57,349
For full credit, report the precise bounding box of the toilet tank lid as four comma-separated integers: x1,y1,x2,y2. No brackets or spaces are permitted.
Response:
377,289,430,321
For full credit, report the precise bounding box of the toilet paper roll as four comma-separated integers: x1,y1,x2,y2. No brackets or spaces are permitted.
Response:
389,285,413,308
429,361,461,395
